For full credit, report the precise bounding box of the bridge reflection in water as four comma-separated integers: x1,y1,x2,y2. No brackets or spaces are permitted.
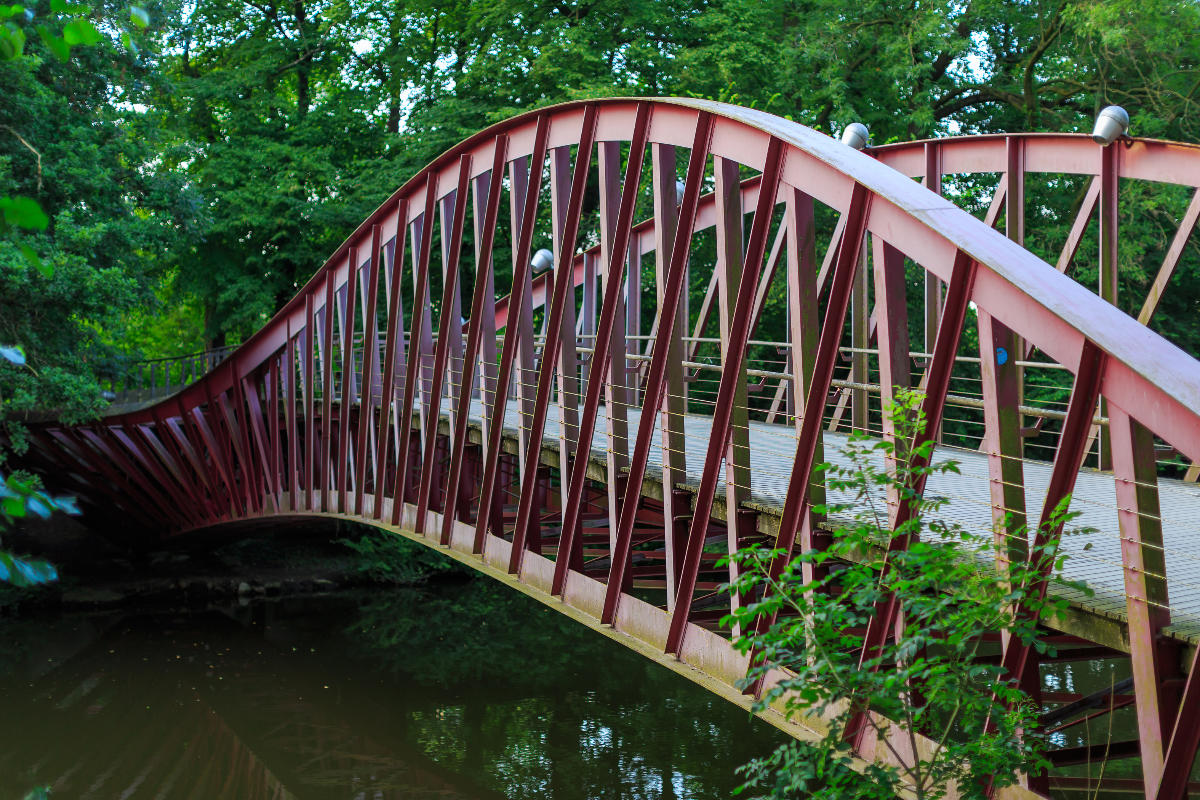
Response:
16,99,1200,798
0,584,782,799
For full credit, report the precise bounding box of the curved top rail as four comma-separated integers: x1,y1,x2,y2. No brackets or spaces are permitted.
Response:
102,97,1200,465
870,132,1200,187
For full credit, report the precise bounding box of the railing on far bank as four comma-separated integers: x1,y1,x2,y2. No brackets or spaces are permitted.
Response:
103,345,237,405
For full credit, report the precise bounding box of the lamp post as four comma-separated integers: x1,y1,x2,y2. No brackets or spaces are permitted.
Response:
841,122,870,151
1092,105,1130,146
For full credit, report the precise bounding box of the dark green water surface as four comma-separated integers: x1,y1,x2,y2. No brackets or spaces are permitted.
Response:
0,577,789,799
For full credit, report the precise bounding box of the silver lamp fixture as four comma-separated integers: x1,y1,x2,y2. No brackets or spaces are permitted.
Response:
1091,106,1130,146
841,122,870,151
531,248,554,272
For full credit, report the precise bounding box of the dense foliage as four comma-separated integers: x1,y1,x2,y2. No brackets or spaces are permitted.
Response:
2,0,1199,435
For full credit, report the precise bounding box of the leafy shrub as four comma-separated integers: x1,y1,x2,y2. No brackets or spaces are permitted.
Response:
339,529,459,585
722,391,1089,799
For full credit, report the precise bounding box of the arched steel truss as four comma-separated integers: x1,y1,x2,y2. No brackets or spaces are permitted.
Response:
18,99,1200,799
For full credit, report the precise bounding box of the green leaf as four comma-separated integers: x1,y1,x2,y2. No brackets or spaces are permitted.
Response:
19,243,51,277
2,495,26,518
0,345,26,365
36,23,68,60
0,195,49,229
25,495,51,518
0,551,58,586
120,29,136,54
0,22,25,58
62,18,100,46
50,0,87,12
129,5,149,27
54,495,81,515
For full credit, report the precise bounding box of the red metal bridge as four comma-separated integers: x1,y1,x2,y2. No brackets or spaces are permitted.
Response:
17,98,1200,798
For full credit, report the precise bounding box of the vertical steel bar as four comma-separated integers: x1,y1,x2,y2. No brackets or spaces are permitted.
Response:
441,137,508,545
850,236,870,433
579,252,597,390
303,294,315,511
472,115,550,553
979,310,1029,559
923,142,943,357
871,235,910,519
416,155,473,534
285,322,299,510
996,341,1106,688
549,145,581,477
714,154,752,618
320,274,336,511
373,203,408,520
625,240,642,405
390,180,438,524
663,138,784,652
785,187,825,586
601,111,714,624
1097,142,1120,470
551,104,651,596
652,141,689,605
267,356,282,509
354,226,383,516
473,170,500,462
598,139,631,558
508,156,539,480
1110,406,1173,794
336,248,360,513
508,106,598,574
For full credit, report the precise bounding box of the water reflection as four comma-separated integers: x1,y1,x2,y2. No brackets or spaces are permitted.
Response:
0,577,788,799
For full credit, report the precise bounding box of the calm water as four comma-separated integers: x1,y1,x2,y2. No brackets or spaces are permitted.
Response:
0,576,789,799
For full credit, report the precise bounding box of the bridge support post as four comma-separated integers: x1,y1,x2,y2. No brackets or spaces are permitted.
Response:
1111,407,1175,795
598,140,631,557
1096,142,1120,472
715,155,752,621
507,155,540,488
784,187,825,584
550,145,581,476
850,236,870,435
652,142,689,611
923,142,943,385
871,235,910,514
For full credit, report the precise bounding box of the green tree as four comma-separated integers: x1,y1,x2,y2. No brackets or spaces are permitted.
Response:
1,0,198,431
722,393,1086,798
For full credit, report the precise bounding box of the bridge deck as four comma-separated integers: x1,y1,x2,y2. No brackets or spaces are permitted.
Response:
456,399,1200,646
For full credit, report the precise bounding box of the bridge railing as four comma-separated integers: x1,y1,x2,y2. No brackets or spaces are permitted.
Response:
103,345,238,405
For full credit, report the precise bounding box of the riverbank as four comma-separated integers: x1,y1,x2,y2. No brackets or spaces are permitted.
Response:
1,515,463,614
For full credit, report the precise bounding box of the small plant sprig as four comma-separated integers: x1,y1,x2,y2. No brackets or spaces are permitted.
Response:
0,471,77,586
721,390,1092,799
